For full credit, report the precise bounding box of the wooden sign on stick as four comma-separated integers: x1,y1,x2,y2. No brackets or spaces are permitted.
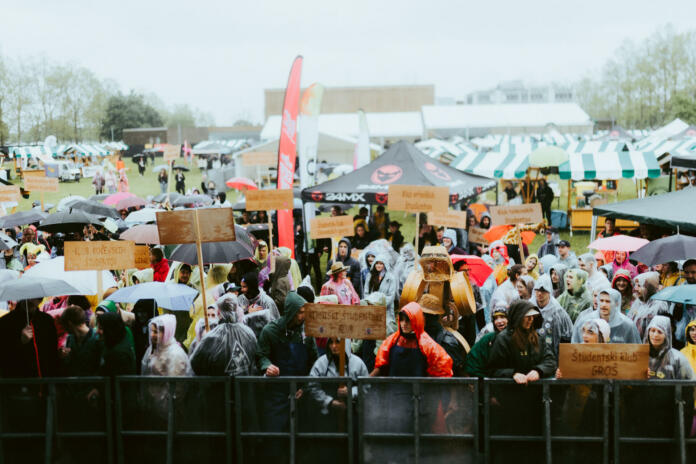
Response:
156,208,236,244
0,185,21,202
309,216,354,239
304,303,387,340
24,175,59,193
427,210,468,229
163,145,180,162
558,343,649,380
242,151,277,167
489,204,543,226
467,226,488,244
388,185,449,213
134,245,151,270
64,241,136,271
245,189,293,211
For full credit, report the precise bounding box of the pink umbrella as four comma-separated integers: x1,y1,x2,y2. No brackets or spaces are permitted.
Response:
104,192,136,206
225,177,258,190
116,196,146,210
588,234,649,252
120,224,160,245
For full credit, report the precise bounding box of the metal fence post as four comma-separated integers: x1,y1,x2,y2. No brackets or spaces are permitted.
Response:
44,382,55,464
483,380,490,464
225,377,233,464
613,383,620,464
675,385,686,464
234,379,243,464
347,378,354,464
115,379,124,464
542,383,552,464
104,378,114,464
166,381,175,464
413,381,420,464
358,379,365,464
602,382,610,464
289,379,296,464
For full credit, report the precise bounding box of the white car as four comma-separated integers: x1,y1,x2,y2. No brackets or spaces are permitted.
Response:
46,161,81,182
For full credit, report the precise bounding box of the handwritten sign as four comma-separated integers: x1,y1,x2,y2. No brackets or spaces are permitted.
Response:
467,226,488,244
558,343,649,380
163,144,180,162
304,303,386,340
489,204,542,226
427,210,468,228
0,185,21,202
24,175,59,193
242,151,277,167
245,189,293,211
388,185,449,213
134,245,151,270
64,241,136,271
309,216,354,239
156,208,236,245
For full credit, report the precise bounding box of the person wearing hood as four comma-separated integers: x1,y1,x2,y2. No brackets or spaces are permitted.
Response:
574,284,610,325
516,275,535,301
96,312,136,376
188,306,220,354
141,314,191,377
364,253,398,329
539,253,558,275
557,269,592,323
59,305,102,376
467,304,508,377
418,294,466,376
680,320,696,379
578,253,610,294
95,300,136,353
530,275,573,357
487,300,556,381
325,237,362,297
442,229,465,256
611,269,633,314
150,247,169,283
131,267,154,285
351,221,371,250
629,271,668,339
321,262,360,306
276,246,302,292
525,254,540,280
360,250,376,290
612,251,637,280
656,261,684,287
489,240,511,285
490,264,525,308
537,227,559,259
646,315,695,380
269,254,293,314
257,292,318,432
393,243,417,294
571,288,640,344
549,263,567,298
372,302,453,377
238,271,280,320
190,294,257,376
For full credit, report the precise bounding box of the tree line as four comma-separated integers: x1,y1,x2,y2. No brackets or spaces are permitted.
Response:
0,54,215,146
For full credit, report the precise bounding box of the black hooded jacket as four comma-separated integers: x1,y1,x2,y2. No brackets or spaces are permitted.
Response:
325,238,363,298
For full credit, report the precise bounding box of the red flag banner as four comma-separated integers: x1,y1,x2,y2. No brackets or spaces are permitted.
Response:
276,56,303,256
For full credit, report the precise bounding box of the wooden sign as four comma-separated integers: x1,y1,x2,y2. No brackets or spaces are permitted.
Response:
304,303,387,340
0,185,21,202
134,245,151,270
242,151,277,167
64,241,136,271
388,185,449,213
163,144,180,162
309,216,354,239
489,203,543,226
467,226,488,244
427,210,468,228
24,175,59,193
156,208,236,244
558,343,649,380
245,189,293,211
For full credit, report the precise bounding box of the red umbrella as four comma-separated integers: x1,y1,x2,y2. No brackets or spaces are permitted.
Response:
450,255,493,287
115,196,146,210
226,177,258,190
483,224,537,246
103,192,136,206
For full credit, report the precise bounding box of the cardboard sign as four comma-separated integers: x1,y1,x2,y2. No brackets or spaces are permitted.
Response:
134,245,151,270
388,185,449,213
467,226,488,244
24,175,59,193
0,185,21,202
558,343,649,380
489,204,543,226
351,248,362,260
64,241,136,271
242,151,277,167
245,189,293,211
156,208,236,245
427,210,468,228
163,144,180,162
304,303,387,340
309,216,354,239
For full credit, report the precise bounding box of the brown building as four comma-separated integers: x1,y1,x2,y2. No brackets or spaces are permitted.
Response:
264,85,434,119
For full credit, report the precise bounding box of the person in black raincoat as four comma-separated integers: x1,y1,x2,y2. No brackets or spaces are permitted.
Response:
418,294,466,376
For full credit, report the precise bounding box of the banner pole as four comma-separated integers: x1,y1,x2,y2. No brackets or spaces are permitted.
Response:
194,209,209,331
415,213,420,253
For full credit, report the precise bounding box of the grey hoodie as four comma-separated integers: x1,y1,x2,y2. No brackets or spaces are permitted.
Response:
571,288,640,344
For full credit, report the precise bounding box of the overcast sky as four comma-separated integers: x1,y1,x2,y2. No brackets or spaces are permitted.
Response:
3,0,695,125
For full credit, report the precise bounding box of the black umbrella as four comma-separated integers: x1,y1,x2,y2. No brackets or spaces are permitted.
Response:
68,199,120,219
169,225,257,265
629,234,696,266
88,193,111,202
152,192,181,203
172,165,190,172
172,194,213,207
0,210,49,228
37,209,103,233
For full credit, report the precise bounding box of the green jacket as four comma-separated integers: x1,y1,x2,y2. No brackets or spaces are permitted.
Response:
64,328,102,376
256,292,318,373
465,331,497,377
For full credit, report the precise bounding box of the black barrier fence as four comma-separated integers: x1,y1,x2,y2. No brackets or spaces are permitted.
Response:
0,376,694,463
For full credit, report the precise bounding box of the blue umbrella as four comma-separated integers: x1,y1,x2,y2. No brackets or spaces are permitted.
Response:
651,284,696,305
107,282,199,311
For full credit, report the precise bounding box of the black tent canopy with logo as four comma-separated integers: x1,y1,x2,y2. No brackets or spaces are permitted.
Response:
301,141,496,206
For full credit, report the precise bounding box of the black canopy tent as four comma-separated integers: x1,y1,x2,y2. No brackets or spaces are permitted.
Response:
592,188,696,234
301,140,496,206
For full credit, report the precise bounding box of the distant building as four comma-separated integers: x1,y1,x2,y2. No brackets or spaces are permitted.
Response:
264,85,434,119
462,80,575,105
123,125,261,152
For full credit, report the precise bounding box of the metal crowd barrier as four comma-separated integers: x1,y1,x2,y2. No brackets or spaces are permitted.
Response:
0,376,694,464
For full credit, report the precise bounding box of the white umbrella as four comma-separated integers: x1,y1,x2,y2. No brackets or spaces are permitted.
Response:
23,257,118,295
125,207,159,225
0,276,83,324
57,195,86,212
107,282,198,311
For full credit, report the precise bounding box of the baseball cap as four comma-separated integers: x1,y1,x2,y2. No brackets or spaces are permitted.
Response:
558,240,570,247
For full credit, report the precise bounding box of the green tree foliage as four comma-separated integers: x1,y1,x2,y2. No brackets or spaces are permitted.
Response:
99,92,164,141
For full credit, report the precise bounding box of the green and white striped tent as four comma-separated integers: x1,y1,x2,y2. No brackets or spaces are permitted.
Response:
450,144,531,179
58,143,112,157
9,145,60,158
558,151,661,180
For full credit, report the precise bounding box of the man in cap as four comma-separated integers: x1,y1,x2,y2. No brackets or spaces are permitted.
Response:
418,294,466,376
557,240,578,269
537,227,559,258
531,275,573,357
